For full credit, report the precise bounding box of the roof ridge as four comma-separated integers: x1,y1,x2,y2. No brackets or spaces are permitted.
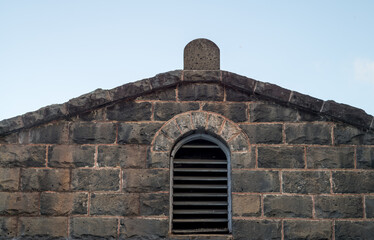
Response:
1,70,373,136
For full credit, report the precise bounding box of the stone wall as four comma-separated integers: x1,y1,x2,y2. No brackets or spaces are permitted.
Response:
1,70,374,239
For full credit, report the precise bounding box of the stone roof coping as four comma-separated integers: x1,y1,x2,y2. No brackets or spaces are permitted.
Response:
0,69,373,136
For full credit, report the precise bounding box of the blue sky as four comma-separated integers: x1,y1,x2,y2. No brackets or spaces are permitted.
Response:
1,1,374,120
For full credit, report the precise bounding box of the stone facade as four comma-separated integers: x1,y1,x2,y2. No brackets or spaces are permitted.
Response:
0,39,374,239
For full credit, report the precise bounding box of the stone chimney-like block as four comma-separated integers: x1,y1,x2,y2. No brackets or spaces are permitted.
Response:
184,38,220,70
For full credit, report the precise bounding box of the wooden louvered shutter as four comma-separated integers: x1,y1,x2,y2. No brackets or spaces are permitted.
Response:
171,137,231,234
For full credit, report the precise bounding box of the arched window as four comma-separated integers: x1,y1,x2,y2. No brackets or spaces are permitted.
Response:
170,134,232,234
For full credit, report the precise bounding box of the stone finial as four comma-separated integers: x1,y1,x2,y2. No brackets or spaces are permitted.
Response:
184,38,220,70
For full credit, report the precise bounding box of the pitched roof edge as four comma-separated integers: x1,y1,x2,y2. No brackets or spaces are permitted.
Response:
1,70,373,136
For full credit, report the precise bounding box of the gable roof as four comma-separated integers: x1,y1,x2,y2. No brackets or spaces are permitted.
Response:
1,69,373,137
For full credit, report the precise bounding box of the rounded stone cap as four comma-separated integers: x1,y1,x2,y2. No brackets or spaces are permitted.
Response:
184,38,220,70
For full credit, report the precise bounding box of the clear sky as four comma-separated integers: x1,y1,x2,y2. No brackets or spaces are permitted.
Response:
1,1,374,121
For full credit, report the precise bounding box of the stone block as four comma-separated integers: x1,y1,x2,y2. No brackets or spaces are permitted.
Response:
0,132,18,144
112,78,152,102
232,194,261,217
184,39,220,70
334,124,374,145
40,192,88,215
18,217,67,239
0,192,39,215
154,102,199,121
257,146,304,168
123,169,169,193
140,192,169,216
48,145,95,168
282,171,330,194
150,70,182,89
0,145,45,167
136,87,176,101
285,123,331,145
184,70,220,82
226,88,254,102
206,114,225,134
356,147,374,169
366,196,374,218
240,124,283,144
306,146,354,168
70,217,118,239
0,217,17,239
76,108,105,121
264,195,313,218
232,170,280,193
72,169,120,191
161,120,182,140
147,150,169,168
283,220,332,240
229,133,249,152
203,103,248,122
70,122,116,144
21,169,70,191
118,122,162,145
120,218,168,239
335,221,374,239
66,88,111,116
315,195,363,218
191,111,208,129
232,219,281,240
332,171,374,193
152,132,173,152
29,122,68,144
106,101,152,121
0,168,19,191
222,71,256,93
249,102,298,122
98,145,147,168
175,113,193,135
0,116,24,136
289,91,324,112
178,83,224,101
254,82,291,103
231,148,256,169
220,120,241,142
90,193,139,216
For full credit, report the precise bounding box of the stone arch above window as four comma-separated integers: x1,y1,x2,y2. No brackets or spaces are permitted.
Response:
149,111,251,169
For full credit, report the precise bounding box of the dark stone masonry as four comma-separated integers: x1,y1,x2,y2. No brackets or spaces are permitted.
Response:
0,38,374,239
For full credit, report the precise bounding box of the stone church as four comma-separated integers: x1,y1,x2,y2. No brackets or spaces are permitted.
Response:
0,39,373,239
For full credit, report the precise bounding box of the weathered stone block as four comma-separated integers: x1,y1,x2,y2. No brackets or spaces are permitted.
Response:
90,193,139,216
66,88,111,116
191,111,208,129
232,170,280,193
332,171,374,193
147,150,169,168
0,168,19,191
283,220,332,240
112,78,152,101
226,87,254,101
183,70,220,82
21,169,70,191
98,145,147,168
0,192,39,215
161,120,182,140
152,132,173,151
203,103,248,122
0,132,18,144
48,145,95,168
285,123,331,145
366,196,374,218
220,120,241,142
70,122,116,144
76,108,105,121
178,83,224,101
282,171,330,194
334,124,374,145
0,116,24,136
240,124,283,144
222,71,256,92
106,101,152,121
231,148,255,169
306,146,354,168
40,192,88,215
70,217,118,239
154,102,199,121
335,221,374,239
29,122,68,144
72,169,120,191
149,71,182,89
175,113,192,135
120,218,168,239
229,133,249,152
232,194,261,217
136,88,176,101
18,217,67,239
232,219,281,240
184,39,220,70
0,217,17,239
315,195,363,218
118,122,162,144
264,195,313,218
123,169,169,193
357,147,374,169
250,102,298,122
258,146,304,168
289,91,324,112
254,82,291,103
206,113,225,134
140,193,169,216
0,145,45,167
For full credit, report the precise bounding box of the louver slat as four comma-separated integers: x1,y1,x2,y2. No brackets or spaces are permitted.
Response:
172,139,229,234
